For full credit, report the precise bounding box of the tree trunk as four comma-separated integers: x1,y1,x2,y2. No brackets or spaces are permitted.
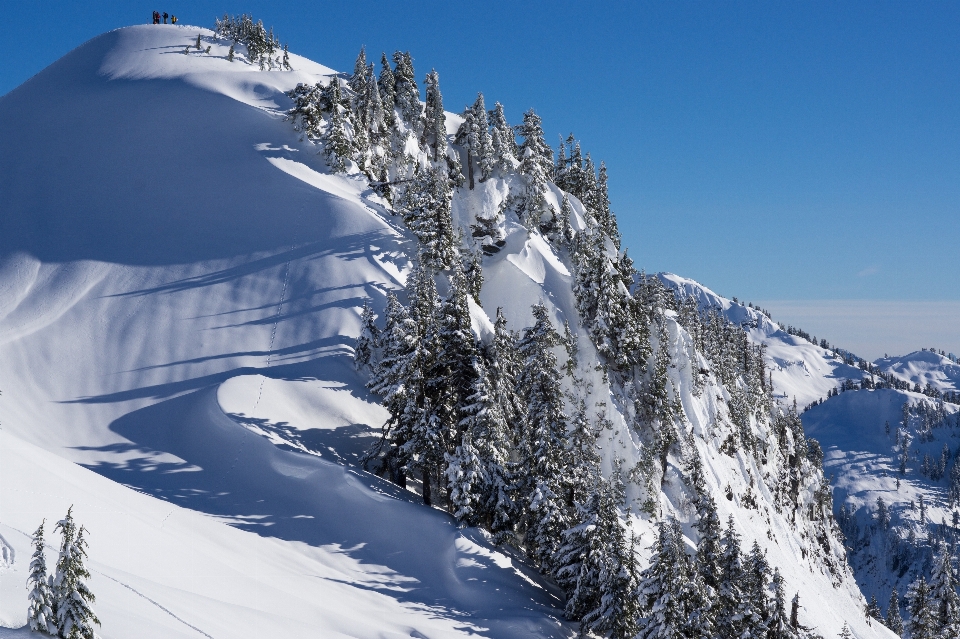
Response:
422,468,432,506
467,150,474,190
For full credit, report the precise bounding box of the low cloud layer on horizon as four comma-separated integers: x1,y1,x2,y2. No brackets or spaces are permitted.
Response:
753,300,960,362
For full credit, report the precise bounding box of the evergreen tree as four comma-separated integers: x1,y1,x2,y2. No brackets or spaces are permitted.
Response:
886,588,904,636
515,109,553,229
488,101,517,171
365,65,387,142
27,520,57,636
866,594,883,623
636,519,691,639
577,473,642,639
929,542,960,637
378,53,396,125
422,70,448,161
321,79,353,173
399,166,456,270
445,427,485,524
767,568,796,639
838,621,852,639
516,303,569,571
470,94,494,181
556,193,575,246
744,540,772,637
906,576,936,639
392,51,421,127
367,292,421,486
483,308,522,543
53,509,99,639
349,47,368,95
717,516,749,639
354,301,379,370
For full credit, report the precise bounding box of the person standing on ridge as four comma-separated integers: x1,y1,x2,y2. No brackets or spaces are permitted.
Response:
163,12,168,24
171,15,177,24
153,11,160,24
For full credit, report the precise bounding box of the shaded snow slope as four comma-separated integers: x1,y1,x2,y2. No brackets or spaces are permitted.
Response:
0,428,563,638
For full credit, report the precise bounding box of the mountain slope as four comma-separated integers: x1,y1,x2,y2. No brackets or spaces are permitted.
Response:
0,24,893,638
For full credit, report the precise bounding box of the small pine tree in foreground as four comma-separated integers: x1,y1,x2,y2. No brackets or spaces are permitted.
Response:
53,507,100,639
27,520,57,635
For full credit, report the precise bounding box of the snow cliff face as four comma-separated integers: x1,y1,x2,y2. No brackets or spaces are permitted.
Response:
0,24,894,638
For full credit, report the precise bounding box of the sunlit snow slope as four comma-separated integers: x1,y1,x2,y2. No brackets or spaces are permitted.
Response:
0,25,566,638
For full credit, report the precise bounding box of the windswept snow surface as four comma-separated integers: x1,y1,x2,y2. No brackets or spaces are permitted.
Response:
0,25,895,638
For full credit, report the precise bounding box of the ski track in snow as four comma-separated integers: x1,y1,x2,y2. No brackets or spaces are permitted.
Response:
96,571,216,639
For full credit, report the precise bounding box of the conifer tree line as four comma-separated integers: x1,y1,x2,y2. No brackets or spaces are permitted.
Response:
27,507,99,639
321,41,850,637
214,14,291,71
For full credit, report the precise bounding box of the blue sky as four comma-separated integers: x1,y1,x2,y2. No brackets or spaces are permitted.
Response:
5,1,959,356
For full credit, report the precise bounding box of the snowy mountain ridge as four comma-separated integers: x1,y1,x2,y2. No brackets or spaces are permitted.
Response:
0,22,902,639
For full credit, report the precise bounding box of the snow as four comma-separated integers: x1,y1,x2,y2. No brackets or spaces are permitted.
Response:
0,23,900,639
875,350,960,393
660,272,867,408
0,24,567,638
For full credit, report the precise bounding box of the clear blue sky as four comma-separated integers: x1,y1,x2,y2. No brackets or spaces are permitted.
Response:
5,2,959,354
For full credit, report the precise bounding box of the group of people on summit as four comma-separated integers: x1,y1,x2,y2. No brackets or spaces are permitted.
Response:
152,11,177,24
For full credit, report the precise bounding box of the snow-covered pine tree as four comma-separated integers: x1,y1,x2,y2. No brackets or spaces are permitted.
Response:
367,292,420,486
392,51,421,127
282,43,291,70
906,575,936,639
566,137,584,198
349,46,368,96
838,621,853,639
515,109,553,229
321,79,353,173
378,53,396,127
53,509,99,639
580,153,599,214
576,472,643,639
354,300,379,370
636,519,691,639
445,426,485,524
693,494,722,606
767,568,797,639
595,162,620,249
469,94,494,182
743,540,772,638
556,193,575,246
865,594,883,624
422,70,447,162
481,308,522,543
399,166,456,270
717,516,749,639
458,240,483,305
365,65,386,143
886,589,904,635
929,541,960,637
27,520,57,636
488,101,517,172
516,303,570,571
